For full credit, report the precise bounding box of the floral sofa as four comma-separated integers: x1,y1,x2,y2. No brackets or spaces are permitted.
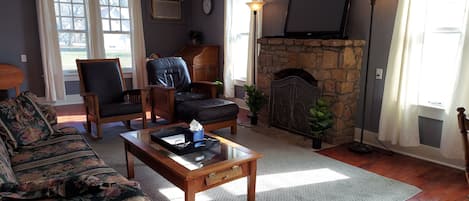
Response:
0,92,151,200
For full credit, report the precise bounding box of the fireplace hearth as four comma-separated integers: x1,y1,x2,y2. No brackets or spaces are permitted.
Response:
258,38,365,144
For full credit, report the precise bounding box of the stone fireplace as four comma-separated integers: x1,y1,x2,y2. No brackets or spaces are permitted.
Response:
257,38,365,144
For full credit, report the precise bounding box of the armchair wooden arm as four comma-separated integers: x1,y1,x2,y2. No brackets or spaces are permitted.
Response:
80,92,99,117
148,85,176,122
191,81,217,98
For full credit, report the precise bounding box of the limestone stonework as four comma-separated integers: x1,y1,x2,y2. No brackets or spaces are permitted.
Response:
257,38,365,145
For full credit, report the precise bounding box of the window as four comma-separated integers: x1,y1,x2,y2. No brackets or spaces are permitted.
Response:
418,0,468,108
230,0,251,81
55,0,88,73
54,0,133,74
100,0,132,68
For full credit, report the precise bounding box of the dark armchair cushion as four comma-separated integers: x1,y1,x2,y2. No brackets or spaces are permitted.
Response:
175,92,208,103
146,57,192,92
176,99,239,124
79,61,124,105
99,103,142,118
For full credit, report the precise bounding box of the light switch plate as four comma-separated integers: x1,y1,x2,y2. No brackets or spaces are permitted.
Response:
20,54,27,63
376,68,383,80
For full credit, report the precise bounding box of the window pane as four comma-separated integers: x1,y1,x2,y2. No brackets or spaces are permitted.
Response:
110,0,119,6
427,0,466,30
104,33,132,68
101,6,109,18
233,34,249,80
419,33,462,107
60,0,71,2
72,0,83,3
60,3,72,16
58,32,88,72
121,20,130,32
111,20,121,31
120,0,128,8
56,17,61,29
74,18,86,30
121,8,129,19
73,4,85,17
100,0,108,5
102,19,110,31
61,17,73,29
54,3,60,15
110,7,121,19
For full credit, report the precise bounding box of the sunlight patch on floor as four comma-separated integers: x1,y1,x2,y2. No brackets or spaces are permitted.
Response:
57,115,86,123
221,168,350,196
158,168,349,201
159,187,213,201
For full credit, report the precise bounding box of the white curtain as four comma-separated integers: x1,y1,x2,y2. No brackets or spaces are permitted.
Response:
381,0,469,159
379,0,424,146
246,9,263,85
87,0,106,58
129,0,147,89
224,0,236,98
36,0,65,102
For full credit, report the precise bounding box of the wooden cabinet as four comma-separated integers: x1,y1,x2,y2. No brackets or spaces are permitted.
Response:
175,45,219,82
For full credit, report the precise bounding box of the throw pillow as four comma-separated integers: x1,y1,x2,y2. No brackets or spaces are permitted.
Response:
0,137,18,191
0,92,54,146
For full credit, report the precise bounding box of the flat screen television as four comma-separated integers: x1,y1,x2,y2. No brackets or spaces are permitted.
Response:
284,0,351,39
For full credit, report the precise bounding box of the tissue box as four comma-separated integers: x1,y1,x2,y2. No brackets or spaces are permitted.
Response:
192,129,204,147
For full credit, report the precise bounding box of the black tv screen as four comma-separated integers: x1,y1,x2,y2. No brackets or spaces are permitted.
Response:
284,0,351,39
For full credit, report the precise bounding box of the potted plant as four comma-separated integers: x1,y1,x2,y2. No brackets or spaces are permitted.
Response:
309,98,333,149
214,80,224,98
189,30,203,45
244,85,267,125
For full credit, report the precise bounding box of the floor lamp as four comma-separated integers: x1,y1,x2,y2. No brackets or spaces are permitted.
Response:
246,1,265,86
349,0,376,154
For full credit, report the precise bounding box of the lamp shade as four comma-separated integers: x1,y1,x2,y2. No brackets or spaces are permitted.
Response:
246,1,265,11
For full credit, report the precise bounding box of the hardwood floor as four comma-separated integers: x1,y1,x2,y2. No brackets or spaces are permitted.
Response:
56,104,468,201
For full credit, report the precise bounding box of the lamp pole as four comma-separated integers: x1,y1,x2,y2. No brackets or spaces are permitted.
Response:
246,1,265,86
349,0,375,154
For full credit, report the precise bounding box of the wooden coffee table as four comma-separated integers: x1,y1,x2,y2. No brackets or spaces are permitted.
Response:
120,123,263,201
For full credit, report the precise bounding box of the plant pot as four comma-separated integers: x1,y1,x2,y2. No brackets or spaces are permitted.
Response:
250,115,258,125
312,138,322,149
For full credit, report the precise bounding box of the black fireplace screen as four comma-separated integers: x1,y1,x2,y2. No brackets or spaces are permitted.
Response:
269,71,320,137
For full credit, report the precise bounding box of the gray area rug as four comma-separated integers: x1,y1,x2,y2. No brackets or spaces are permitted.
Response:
86,123,421,201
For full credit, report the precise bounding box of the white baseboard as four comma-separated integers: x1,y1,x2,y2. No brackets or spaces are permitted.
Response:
354,128,465,171
37,94,83,106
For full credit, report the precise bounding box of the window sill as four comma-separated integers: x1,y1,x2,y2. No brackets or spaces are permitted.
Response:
417,105,445,121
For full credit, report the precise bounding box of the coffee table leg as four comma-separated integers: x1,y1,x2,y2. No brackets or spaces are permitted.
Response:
185,186,195,201
247,160,257,201
125,143,135,179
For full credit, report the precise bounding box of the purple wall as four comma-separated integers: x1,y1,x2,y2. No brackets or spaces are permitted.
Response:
0,0,44,97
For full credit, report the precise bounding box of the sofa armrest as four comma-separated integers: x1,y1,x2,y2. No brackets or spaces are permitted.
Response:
191,81,217,98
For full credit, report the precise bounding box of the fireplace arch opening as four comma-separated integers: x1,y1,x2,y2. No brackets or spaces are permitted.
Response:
269,69,320,137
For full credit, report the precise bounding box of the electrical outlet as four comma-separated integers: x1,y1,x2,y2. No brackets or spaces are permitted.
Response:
376,68,383,80
20,54,27,63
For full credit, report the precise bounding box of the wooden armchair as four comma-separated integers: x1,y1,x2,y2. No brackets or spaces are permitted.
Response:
76,59,149,139
456,107,469,184
146,57,217,123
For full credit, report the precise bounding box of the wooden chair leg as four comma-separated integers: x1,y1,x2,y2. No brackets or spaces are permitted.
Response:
96,123,103,139
231,122,237,135
151,110,157,123
466,172,469,184
86,120,91,134
142,114,147,129
124,120,131,130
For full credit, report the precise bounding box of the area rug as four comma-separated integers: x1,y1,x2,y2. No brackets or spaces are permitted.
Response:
86,123,421,201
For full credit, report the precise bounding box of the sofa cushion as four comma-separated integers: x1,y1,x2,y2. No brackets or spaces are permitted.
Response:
0,92,54,147
0,137,18,191
175,91,208,103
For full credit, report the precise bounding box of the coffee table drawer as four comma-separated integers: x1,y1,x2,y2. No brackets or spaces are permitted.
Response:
205,163,248,186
